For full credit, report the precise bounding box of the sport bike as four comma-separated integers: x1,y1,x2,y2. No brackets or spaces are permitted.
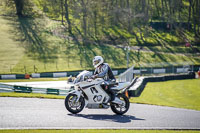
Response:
64,70,131,115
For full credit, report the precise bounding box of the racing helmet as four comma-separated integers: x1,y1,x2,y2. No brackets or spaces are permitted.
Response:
93,56,104,68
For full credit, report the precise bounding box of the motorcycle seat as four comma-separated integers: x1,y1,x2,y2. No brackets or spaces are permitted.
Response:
110,82,130,91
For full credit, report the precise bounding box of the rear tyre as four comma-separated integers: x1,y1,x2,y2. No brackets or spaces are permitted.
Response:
65,93,85,114
110,94,130,115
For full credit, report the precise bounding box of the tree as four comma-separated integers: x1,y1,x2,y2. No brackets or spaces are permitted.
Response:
14,0,24,16
33,0,200,44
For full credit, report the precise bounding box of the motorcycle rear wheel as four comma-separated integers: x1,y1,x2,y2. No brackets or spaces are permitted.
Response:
110,94,130,115
65,94,85,114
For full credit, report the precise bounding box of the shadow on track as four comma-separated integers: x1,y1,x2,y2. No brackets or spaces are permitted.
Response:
68,114,145,123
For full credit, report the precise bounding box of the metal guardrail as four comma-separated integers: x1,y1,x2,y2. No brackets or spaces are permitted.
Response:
0,83,71,96
118,64,200,82
0,64,199,80
0,72,197,98
128,72,196,97
14,86,32,93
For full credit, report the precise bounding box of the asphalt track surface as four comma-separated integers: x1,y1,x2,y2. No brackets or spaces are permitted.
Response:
0,97,200,130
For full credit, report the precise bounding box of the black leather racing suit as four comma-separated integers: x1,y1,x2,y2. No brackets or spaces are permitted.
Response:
94,63,116,101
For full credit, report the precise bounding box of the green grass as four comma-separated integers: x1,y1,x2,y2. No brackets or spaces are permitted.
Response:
130,79,200,111
0,14,199,74
0,92,65,99
0,130,199,133
144,45,200,54
0,15,25,74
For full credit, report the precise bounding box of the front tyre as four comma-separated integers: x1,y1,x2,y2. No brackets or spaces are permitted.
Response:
65,93,85,114
111,94,130,115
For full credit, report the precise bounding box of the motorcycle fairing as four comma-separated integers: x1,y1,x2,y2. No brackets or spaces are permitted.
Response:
79,79,110,104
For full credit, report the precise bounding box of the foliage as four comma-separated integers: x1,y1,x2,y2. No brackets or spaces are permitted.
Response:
0,14,199,74
0,0,200,74
0,0,35,16
33,0,200,46
2,0,200,45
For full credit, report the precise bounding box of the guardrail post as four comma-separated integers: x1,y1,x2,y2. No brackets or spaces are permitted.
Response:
10,65,12,74
56,62,58,71
24,66,27,74
34,65,38,73
44,63,46,71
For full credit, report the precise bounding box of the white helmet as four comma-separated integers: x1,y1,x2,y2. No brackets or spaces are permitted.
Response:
93,56,104,68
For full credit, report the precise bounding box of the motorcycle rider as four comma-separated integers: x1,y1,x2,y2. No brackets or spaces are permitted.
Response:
91,56,119,103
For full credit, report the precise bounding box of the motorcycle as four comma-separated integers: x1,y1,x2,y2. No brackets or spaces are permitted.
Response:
64,70,131,115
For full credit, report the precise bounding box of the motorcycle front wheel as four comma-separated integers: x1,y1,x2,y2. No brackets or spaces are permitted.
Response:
65,93,85,114
110,94,130,115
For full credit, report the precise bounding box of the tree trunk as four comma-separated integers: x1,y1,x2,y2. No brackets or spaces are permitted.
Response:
168,0,173,31
81,0,87,37
94,10,98,37
126,0,131,32
161,0,165,21
196,0,200,36
188,0,192,29
64,0,72,34
14,0,24,16
155,0,160,17
60,0,64,25
192,0,197,36
126,0,129,8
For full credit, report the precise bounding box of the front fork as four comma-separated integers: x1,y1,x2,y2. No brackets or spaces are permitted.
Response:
68,90,82,103
67,89,88,106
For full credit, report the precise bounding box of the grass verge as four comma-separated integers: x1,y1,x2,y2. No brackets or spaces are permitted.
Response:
0,92,65,99
0,130,200,133
130,79,200,111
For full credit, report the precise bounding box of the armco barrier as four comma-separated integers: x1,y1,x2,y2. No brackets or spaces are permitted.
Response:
53,72,67,78
32,73,40,78
0,71,83,79
128,72,195,97
0,83,71,96
0,72,197,97
40,72,67,78
67,71,82,77
1,65,199,80
1,74,30,79
128,77,146,97
1,75,16,79
47,88,59,95
40,73,53,78
16,74,26,79
31,88,46,94
13,86,32,93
